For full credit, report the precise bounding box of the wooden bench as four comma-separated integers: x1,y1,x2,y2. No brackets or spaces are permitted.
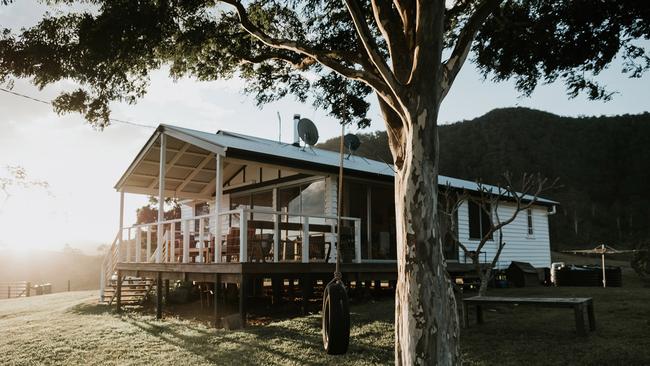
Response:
463,296,596,336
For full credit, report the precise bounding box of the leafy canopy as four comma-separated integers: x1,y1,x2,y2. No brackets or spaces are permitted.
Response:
0,0,648,128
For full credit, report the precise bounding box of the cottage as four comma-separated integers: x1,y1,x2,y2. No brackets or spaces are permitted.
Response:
101,119,558,322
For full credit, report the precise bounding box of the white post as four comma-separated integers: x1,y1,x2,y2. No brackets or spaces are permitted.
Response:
183,220,190,263
146,228,152,262
118,191,124,262
273,213,280,263
198,219,205,263
214,154,223,263
126,228,132,262
354,219,362,263
240,208,247,262
135,227,142,262
156,134,166,263
169,222,175,263
329,221,337,263
302,216,310,263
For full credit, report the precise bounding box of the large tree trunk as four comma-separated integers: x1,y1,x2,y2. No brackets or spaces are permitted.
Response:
382,98,460,365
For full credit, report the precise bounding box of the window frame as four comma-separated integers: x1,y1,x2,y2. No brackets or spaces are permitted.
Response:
526,208,535,237
467,200,493,241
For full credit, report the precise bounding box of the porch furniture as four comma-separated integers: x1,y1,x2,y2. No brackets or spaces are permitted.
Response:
463,296,596,336
292,234,328,261
223,227,268,262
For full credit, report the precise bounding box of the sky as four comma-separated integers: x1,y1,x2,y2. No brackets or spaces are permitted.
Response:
1,1,649,254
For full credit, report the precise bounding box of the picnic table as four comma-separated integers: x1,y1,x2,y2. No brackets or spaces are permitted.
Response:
463,296,596,336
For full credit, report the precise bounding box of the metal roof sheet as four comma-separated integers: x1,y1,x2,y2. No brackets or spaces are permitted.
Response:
161,124,559,206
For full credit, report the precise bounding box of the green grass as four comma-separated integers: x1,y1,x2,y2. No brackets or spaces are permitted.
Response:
1,274,649,365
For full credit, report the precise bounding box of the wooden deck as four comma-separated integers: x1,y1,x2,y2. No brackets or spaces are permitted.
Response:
111,261,479,327
116,261,398,284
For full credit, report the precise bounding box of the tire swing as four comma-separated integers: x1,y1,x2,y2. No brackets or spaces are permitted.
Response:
322,124,350,355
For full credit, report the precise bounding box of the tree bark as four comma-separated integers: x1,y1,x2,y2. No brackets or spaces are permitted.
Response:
388,97,460,365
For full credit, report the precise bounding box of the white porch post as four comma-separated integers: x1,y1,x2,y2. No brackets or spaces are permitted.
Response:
354,218,362,263
156,134,166,263
135,227,142,262
240,208,247,262
214,153,223,263
118,190,124,262
146,229,152,262
302,217,310,263
182,220,190,263
272,188,279,263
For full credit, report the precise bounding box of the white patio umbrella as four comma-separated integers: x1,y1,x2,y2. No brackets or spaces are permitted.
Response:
563,244,643,288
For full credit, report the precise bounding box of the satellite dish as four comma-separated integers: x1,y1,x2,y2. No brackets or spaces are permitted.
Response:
343,133,361,159
297,118,319,148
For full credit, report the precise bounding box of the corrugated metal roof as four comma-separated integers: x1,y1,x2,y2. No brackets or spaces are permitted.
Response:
161,124,559,205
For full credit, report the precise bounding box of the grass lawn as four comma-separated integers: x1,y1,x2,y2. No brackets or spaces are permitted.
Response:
1,272,648,365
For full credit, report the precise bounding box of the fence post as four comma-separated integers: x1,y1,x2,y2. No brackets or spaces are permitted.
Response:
67,280,71,292
7,285,10,299
26,282,31,297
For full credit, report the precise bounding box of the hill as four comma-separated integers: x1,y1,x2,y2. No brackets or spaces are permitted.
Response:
319,108,650,250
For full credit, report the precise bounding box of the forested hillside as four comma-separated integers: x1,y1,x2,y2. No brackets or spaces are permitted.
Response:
319,108,650,250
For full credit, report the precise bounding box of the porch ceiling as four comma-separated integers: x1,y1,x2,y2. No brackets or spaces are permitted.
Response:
116,133,244,199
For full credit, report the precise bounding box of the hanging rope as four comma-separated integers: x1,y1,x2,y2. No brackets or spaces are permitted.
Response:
334,123,345,281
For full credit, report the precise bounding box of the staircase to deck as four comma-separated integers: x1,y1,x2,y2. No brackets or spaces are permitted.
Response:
100,277,155,305
99,229,170,305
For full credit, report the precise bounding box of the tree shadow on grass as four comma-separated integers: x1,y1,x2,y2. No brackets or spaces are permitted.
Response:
65,298,393,365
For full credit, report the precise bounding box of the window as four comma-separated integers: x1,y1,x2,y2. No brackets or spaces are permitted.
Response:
527,208,534,236
468,201,492,240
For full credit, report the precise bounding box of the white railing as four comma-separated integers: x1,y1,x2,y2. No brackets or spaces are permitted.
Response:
99,230,121,302
115,208,362,265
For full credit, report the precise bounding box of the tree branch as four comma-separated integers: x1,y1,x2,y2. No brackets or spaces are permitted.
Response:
343,0,404,99
441,0,502,99
370,0,411,82
221,0,404,119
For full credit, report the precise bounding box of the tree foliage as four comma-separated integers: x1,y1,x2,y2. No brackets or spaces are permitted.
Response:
0,1,647,128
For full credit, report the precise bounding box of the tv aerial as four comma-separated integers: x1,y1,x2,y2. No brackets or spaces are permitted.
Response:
297,118,319,152
343,133,361,159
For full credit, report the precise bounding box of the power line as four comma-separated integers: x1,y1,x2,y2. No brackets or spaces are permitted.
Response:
0,87,156,129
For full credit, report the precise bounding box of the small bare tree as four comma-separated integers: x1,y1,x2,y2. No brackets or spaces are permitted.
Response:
440,173,559,296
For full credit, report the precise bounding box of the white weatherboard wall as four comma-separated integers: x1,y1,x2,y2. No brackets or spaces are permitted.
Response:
457,201,552,269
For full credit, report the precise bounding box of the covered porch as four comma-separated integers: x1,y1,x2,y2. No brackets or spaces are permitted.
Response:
100,124,397,307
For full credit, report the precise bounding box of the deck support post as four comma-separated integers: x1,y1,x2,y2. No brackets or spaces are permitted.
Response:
115,270,122,313
271,276,282,305
300,274,313,315
156,272,163,319
239,274,247,327
156,133,166,264
164,279,170,303
214,154,223,263
214,273,221,328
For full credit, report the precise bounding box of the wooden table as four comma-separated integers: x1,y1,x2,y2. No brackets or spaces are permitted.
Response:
463,296,596,336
